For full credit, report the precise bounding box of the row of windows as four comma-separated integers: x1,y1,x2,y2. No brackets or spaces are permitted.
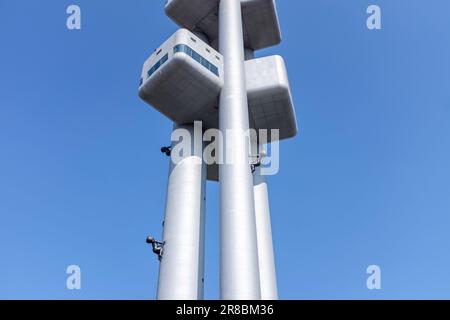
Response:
140,44,220,86
189,37,221,61
147,53,169,78
173,44,219,77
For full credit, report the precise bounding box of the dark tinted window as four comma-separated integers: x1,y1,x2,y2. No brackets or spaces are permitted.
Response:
173,44,219,77
147,53,169,78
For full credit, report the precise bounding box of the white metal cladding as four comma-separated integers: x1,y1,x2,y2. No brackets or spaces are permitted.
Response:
246,55,298,142
165,0,281,50
157,123,207,300
139,29,224,128
217,0,261,299
253,162,278,299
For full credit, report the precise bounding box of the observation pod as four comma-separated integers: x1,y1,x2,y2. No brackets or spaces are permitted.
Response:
139,29,297,142
165,0,281,51
138,29,223,129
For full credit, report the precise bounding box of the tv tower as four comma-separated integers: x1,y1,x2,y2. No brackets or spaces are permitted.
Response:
139,0,297,300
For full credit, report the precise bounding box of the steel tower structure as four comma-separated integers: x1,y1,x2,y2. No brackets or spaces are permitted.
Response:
139,0,297,300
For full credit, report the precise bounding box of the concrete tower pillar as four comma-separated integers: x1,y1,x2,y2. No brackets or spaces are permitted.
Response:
157,123,207,300
253,144,279,300
218,0,261,300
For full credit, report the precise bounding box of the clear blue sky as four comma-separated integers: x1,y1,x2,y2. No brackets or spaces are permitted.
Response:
1,0,450,300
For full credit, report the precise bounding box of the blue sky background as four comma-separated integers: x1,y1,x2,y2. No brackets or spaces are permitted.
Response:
1,0,449,300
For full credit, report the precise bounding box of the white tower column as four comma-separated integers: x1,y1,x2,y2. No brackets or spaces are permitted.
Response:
246,48,277,299
218,0,261,300
253,146,279,300
157,123,206,300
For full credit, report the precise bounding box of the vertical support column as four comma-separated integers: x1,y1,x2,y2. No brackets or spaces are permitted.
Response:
157,123,206,300
218,0,261,300
246,48,277,299
253,144,279,300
